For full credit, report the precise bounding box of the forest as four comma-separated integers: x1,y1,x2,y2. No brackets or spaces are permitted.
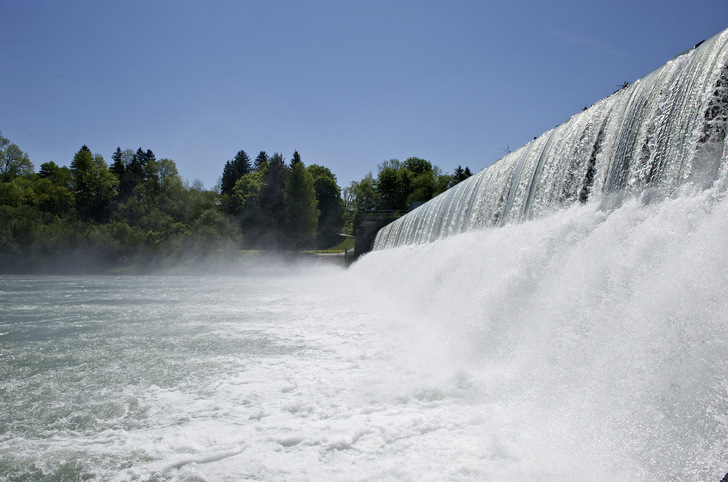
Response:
0,131,471,273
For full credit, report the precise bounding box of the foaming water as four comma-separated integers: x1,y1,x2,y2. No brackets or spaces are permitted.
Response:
1,188,726,481
353,186,728,481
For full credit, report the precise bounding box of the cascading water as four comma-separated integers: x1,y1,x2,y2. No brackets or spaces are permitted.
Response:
373,28,728,249
349,26,728,481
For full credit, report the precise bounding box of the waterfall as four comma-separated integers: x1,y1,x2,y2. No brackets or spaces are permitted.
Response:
374,28,728,250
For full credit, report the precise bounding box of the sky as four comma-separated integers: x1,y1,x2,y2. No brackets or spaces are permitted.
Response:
2,0,727,191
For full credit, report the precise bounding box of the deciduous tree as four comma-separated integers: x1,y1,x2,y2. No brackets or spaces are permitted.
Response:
285,161,318,250
308,164,343,248
0,132,33,181
70,146,118,222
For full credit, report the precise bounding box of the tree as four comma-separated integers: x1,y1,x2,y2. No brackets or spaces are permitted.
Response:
110,147,125,181
290,150,302,168
435,172,453,195
116,147,150,202
155,158,185,221
403,157,432,176
70,146,118,222
220,150,252,196
0,132,33,181
232,169,265,243
254,151,269,170
285,160,318,250
408,168,436,204
308,164,343,248
403,157,436,205
259,152,289,246
38,161,71,188
344,173,377,233
33,176,75,217
375,159,409,211
349,174,377,212
452,165,472,185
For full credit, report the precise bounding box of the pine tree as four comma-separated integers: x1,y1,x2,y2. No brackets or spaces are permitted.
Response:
451,165,473,186
110,147,124,181
254,151,269,170
221,150,252,196
290,150,302,168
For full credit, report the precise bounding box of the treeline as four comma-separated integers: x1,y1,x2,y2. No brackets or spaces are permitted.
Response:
0,131,471,272
0,139,234,272
218,149,340,250
344,157,471,227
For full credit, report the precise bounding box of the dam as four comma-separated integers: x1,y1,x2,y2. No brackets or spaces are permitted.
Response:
373,28,728,249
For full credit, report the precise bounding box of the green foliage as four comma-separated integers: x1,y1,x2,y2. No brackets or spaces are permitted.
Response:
0,133,247,273
452,165,473,186
220,150,252,197
290,150,302,167
285,161,319,250
343,159,475,233
0,132,34,181
308,164,344,248
348,173,377,212
0,129,471,272
254,151,269,170
39,161,72,188
258,153,289,247
232,169,265,245
70,146,118,222
375,159,409,211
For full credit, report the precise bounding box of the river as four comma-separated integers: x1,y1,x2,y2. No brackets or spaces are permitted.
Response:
2,189,728,480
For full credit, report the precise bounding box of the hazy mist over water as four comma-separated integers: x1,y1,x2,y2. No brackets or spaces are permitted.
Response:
1,183,728,480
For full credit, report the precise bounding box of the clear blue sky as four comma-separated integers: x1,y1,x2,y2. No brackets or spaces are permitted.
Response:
2,0,727,190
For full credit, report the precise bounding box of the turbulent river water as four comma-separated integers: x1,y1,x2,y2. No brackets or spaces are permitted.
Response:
2,185,728,481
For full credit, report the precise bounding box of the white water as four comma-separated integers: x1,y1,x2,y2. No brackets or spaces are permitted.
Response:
1,185,727,480
375,28,728,248
356,186,728,481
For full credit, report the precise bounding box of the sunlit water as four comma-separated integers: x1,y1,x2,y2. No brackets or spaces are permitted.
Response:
2,189,728,481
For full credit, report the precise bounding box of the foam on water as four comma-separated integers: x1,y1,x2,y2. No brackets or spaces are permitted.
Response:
352,185,728,481
2,185,727,481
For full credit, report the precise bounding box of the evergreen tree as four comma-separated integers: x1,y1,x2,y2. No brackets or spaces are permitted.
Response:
128,148,146,183
285,161,318,250
290,150,302,168
254,151,269,170
451,165,473,186
110,147,124,181
220,150,252,196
